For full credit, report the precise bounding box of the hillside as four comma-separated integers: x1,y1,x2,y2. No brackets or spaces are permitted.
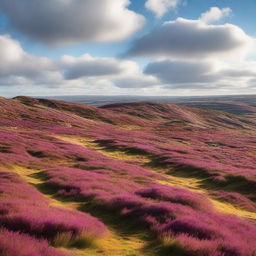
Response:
0,96,255,256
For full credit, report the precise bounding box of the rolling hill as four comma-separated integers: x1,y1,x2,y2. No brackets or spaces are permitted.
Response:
0,96,255,256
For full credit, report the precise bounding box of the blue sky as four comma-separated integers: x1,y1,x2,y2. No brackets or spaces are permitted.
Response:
1,0,255,59
0,0,255,97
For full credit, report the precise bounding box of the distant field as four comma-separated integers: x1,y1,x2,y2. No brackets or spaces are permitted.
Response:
43,94,256,115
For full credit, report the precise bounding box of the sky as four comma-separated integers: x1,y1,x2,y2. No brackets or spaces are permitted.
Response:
0,0,255,97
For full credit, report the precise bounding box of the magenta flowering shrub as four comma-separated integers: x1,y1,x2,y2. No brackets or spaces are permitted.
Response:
90,127,256,198
0,97,255,256
0,205,106,245
0,228,68,256
135,184,213,211
159,213,256,256
46,168,141,200
44,167,256,256
0,171,48,205
0,171,106,247
1,96,255,191
111,199,256,256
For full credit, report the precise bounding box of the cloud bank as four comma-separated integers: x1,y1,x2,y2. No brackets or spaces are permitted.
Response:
0,34,157,92
144,58,256,90
0,5,255,96
0,0,145,46
126,17,253,59
60,55,132,80
145,60,218,84
0,35,59,85
132,10,256,91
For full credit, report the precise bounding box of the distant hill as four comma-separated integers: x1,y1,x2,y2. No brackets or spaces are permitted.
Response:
42,94,256,115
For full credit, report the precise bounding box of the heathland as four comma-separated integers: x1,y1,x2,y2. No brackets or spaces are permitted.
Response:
0,96,255,256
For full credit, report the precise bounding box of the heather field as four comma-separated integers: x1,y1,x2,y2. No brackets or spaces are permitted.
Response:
0,96,255,256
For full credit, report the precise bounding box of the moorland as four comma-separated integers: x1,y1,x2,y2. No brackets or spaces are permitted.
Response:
0,96,255,256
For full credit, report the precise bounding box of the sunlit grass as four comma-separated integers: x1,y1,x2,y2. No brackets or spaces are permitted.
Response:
211,200,256,221
10,165,42,184
56,135,151,164
72,231,148,256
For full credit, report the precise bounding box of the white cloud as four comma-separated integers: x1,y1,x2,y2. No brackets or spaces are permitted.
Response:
144,60,219,84
0,0,145,46
144,59,256,90
126,9,256,92
126,18,253,60
145,0,182,18
0,35,58,82
0,34,158,91
200,7,232,24
60,54,135,80
0,26,255,95
59,54,158,88
59,54,159,88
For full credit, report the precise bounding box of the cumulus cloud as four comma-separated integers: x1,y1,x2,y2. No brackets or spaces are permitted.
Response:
0,0,145,46
0,35,58,83
0,34,158,91
144,60,219,84
125,9,256,92
200,7,232,24
144,58,256,90
145,0,182,18
59,54,158,88
126,18,253,60
0,27,255,95
60,54,136,80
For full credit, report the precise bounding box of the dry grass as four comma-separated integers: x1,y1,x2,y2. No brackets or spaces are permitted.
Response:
72,231,148,256
56,135,151,164
211,200,256,221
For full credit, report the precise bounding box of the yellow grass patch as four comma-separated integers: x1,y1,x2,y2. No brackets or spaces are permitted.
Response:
158,175,256,222
10,165,42,185
211,200,256,222
72,231,148,256
157,173,204,192
56,135,150,164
